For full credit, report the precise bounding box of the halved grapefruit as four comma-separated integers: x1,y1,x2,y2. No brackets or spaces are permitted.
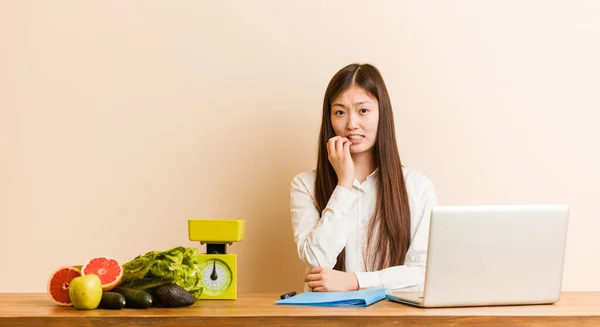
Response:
47,266,82,306
81,257,123,291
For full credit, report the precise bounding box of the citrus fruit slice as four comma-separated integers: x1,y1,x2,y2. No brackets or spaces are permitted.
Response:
81,257,123,291
47,266,82,306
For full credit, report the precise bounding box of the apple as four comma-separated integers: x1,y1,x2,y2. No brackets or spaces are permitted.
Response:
68,274,103,310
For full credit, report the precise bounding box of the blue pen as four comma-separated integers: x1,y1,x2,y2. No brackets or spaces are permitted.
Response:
280,291,297,299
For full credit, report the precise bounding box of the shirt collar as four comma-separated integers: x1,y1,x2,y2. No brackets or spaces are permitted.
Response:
353,167,379,190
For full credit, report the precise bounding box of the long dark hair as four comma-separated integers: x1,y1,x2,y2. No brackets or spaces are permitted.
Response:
314,63,411,271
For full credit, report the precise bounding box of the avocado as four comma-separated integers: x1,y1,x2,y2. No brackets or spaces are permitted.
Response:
152,283,195,308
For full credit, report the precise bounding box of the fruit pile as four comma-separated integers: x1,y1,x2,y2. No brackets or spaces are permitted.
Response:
47,256,194,310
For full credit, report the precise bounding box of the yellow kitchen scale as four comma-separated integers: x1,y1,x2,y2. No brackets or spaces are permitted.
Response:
188,219,245,300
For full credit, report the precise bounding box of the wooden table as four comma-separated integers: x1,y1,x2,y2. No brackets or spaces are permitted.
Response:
1,292,599,326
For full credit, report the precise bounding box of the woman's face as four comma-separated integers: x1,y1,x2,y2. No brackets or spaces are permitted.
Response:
330,85,379,154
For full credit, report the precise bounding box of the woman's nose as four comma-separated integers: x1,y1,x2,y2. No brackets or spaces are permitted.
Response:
346,113,359,130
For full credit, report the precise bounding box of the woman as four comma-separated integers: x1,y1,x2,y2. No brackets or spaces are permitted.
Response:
289,63,438,292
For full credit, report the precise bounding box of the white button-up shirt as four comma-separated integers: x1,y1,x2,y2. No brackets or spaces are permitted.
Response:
289,167,438,292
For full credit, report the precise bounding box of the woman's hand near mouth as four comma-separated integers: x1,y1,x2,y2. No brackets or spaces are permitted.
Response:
327,136,355,189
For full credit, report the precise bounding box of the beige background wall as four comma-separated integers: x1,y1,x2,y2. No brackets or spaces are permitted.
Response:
1,1,599,293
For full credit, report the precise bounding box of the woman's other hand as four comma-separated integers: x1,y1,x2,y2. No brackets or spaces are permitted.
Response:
304,267,359,292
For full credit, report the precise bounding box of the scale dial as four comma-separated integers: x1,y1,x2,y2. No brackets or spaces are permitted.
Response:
198,258,232,296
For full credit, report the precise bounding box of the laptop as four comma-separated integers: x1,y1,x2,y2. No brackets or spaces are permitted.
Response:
386,204,570,308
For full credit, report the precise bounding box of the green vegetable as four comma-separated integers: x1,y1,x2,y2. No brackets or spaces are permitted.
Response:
119,246,204,300
113,287,153,309
99,292,126,310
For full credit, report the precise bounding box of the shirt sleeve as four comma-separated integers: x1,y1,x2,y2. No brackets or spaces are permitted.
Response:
290,174,357,268
354,176,438,291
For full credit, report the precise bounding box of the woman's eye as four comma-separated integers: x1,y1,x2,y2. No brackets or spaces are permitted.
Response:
334,110,345,115
360,108,369,113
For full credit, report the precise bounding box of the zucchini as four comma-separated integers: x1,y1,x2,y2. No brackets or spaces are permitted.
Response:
99,292,126,310
113,287,153,309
